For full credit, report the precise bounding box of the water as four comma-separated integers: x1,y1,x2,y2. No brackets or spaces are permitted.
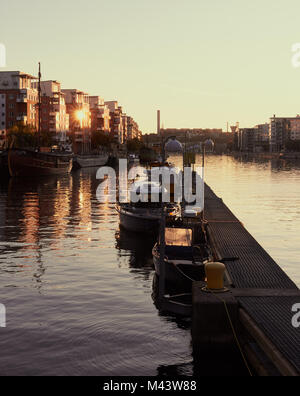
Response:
204,155,300,288
0,156,299,376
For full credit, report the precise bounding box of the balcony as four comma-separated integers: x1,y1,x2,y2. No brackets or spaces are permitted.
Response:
16,96,27,103
16,115,27,122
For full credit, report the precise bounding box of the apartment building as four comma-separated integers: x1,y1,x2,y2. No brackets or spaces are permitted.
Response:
105,101,124,144
127,116,141,140
0,71,38,132
255,123,270,143
0,93,6,145
32,80,70,144
122,114,128,143
89,96,110,133
238,128,256,152
269,115,300,152
290,116,300,141
62,89,91,153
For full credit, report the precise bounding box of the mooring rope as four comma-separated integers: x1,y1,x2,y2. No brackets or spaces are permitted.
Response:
207,289,253,377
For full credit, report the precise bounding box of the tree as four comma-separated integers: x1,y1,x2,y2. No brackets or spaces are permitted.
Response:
285,139,300,152
91,131,114,150
127,138,144,153
6,123,37,148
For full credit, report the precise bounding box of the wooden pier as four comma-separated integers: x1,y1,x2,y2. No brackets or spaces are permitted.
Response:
192,184,300,376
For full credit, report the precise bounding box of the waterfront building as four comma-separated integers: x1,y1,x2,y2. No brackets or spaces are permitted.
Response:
0,93,6,146
290,116,300,141
105,101,124,144
122,114,128,143
269,115,300,152
269,116,290,152
89,96,110,133
238,128,256,152
127,116,141,140
34,80,69,145
0,71,38,133
62,89,91,154
254,123,270,152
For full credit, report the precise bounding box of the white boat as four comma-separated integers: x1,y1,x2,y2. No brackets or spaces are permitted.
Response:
116,181,180,234
128,154,140,163
73,153,109,169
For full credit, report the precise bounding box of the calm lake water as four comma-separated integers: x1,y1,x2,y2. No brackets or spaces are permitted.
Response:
0,155,299,376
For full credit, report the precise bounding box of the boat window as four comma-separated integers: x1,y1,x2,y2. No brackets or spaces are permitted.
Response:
165,228,193,247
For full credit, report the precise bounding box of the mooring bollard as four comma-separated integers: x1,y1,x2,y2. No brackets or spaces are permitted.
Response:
192,263,238,351
205,261,227,291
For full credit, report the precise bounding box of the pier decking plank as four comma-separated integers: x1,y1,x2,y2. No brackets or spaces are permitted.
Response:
204,184,300,374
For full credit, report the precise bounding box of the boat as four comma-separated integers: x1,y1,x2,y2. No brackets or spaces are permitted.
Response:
7,63,73,178
73,153,109,169
8,148,73,177
0,150,9,179
152,274,194,317
116,180,180,234
152,223,211,292
128,153,140,164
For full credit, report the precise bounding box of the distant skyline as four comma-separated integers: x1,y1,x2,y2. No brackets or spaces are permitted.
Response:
1,0,300,133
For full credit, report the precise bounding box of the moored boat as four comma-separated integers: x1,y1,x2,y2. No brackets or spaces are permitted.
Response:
7,63,73,178
152,224,211,292
0,150,9,179
8,148,73,177
128,153,140,164
116,180,180,234
73,153,109,169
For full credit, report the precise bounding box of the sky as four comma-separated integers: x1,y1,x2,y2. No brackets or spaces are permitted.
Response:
1,0,300,133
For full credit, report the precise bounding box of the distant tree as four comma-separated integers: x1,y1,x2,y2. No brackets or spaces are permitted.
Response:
127,138,144,153
6,123,37,148
285,139,300,152
7,124,56,148
91,131,114,150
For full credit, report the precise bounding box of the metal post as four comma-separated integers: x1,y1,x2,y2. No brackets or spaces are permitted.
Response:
37,62,41,150
158,205,166,302
159,137,166,302
202,142,206,220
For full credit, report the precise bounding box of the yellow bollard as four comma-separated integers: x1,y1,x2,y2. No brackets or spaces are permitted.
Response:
204,262,227,291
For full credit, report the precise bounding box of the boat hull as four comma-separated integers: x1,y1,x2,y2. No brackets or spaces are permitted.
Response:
152,244,206,292
118,208,160,234
0,151,9,179
73,154,108,169
8,149,73,177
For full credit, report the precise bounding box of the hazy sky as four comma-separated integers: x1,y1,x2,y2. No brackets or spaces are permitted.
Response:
1,0,300,133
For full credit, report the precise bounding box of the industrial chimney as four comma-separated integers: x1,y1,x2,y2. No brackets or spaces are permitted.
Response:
157,110,160,135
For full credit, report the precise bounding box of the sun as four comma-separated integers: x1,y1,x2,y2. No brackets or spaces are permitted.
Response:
76,110,85,122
